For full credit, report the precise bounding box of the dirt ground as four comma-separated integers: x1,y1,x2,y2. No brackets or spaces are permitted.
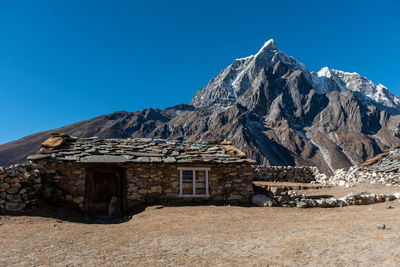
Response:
1,184,400,266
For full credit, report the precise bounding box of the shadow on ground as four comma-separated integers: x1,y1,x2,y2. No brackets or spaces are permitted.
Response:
0,202,252,225
0,204,145,225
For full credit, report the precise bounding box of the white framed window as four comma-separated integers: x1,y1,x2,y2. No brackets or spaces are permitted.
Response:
178,167,210,197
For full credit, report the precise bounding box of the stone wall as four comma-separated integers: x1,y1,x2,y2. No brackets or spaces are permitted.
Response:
125,162,254,208
35,161,254,210
2,160,254,213
317,166,400,187
0,164,42,212
253,166,320,183
252,188,400,208
36,161,254,210
32,161,86,209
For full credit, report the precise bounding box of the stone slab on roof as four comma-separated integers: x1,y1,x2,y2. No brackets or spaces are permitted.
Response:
360,147,400,172
27,134,255,164
80,155,127,163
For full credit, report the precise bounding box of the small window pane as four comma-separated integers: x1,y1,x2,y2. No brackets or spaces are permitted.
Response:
182,170,193,195
182,170,193,176
195,170,206,195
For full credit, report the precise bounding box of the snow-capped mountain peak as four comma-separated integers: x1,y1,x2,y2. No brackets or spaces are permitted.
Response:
191,39,399,114
311,67,400,114
191,39,311,109
257,39,278,53
311,67,347,94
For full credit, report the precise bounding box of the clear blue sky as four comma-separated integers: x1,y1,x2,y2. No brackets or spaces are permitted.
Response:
1,0,399,145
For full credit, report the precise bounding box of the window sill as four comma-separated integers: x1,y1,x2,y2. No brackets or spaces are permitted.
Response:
178,194,210,198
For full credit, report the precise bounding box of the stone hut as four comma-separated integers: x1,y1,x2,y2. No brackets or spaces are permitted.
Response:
27,133,255,215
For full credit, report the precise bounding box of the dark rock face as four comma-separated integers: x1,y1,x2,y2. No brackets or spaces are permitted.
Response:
1,40,400,174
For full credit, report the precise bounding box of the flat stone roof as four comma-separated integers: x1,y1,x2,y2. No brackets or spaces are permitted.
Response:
27,134,255,164
360,148,400,172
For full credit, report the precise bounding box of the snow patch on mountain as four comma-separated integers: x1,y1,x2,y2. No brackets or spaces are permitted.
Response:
311,67,400,114
311,67,347,94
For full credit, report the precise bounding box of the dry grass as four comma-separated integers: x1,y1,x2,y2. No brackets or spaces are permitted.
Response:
1,184,400,266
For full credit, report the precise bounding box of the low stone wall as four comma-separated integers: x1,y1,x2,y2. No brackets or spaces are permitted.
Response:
0,164,42,212
252,184,400,208
253,166,320,183
317,166,400,186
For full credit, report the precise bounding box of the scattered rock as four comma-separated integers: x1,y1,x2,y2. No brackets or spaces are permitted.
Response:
269,186,285,195
393,192,400,199
252,194,275,207
316,199,329,208
108,196,120,216
296,201,308,208
376,224,386,229
326,198,338,207
287,190,298,199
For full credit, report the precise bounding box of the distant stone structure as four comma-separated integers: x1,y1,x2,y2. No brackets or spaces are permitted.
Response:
253,166,320,183
317,147,400,187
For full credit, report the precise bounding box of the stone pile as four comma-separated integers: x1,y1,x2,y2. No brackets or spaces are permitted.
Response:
317,148,400,187
0,164,42,212
253,166,320,183
317,166,400,187
252,188,400,208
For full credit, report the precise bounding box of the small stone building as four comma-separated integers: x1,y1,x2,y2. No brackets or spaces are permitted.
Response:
27,134,255,215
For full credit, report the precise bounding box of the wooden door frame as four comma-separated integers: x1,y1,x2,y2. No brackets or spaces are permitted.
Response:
84,164,125,215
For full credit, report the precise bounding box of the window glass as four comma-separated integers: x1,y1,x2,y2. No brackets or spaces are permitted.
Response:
182,170,193,195
182,170,193,180
195,170,206,195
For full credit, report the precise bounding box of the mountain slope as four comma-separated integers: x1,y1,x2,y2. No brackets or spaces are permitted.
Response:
1,39,400,174
0,104,194,167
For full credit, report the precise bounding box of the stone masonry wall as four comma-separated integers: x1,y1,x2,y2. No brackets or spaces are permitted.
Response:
32,161,86,209
125,162,254,208
2,161,254,213
317,166,400,187
0,164,42,212
253,166,320,183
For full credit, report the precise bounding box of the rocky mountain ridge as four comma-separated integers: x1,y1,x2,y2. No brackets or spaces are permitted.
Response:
311,67,400,114
1,39,400,174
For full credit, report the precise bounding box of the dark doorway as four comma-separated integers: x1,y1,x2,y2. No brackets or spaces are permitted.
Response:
87,169,123,215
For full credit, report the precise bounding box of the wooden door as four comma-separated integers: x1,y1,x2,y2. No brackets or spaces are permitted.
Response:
89,170,121,215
